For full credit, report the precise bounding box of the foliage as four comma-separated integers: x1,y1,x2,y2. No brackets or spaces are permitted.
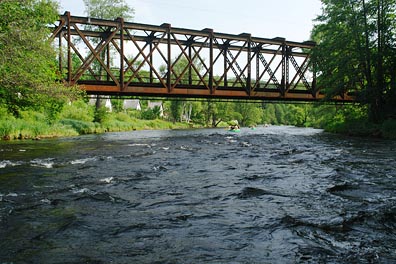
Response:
83,0,134,21
93,106,108,123
0,110,78,140
381,120,396,139
234,102,262,127
0,0,81,117
59,100,95,122
312,0,396,123
168,99,184,123
60,119,99,135
141,106,161,120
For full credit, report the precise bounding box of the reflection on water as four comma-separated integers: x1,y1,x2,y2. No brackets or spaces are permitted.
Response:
1,126,396,263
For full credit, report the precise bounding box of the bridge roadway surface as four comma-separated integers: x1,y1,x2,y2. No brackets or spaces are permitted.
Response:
51,12,354,102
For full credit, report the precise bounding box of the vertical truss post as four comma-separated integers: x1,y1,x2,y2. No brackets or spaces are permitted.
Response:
163,23,171,92
256,44,260,88
286,46,290,93
66,12,72,85
208,29,214,94
149,41,153,83
224,43,228,87
58,31,63,75
281,42,288,96
246,34,252,96
188,42,192,86
106,39,111,82
119,17,124,91
202,28,214,94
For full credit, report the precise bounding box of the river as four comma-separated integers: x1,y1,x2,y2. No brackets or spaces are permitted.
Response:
1,126,396,263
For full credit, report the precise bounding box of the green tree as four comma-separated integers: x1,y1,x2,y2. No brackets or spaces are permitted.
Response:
0,0,80,118
262,104,277,125
169,99,183,123
83,0,134,21
312,0,396,123
141,106,161,120
233,102,262,127
215,102,236,126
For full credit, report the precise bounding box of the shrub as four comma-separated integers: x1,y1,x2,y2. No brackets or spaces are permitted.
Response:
60,119,98,134
0,120,15,139
381,120,396,139
94,106,108,123
59,100,94,122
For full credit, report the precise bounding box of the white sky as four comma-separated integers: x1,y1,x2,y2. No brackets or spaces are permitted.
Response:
58,0,322,42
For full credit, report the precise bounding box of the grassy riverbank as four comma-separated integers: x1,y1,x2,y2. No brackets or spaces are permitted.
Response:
0,106,192,141
0,115,193,140
1,102,395,141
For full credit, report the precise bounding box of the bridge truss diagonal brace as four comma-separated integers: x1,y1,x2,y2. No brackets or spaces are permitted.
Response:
73,25,121,87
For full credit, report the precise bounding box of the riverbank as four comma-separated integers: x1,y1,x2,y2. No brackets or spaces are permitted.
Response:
0,111,195,141
2,116,396,141
323,117,396,139
1,106,395,141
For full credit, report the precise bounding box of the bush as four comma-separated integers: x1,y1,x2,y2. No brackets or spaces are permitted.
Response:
381,120,396,139
141,106,161,120
0,119,15,139
94,106,108,123
60,119,99,134
59,100,94,122
19,110,47,123
102,119,135,132
114,112,133,122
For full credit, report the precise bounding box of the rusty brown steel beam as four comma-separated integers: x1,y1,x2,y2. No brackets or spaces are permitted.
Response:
79,83,354,101
50,27,311,58
77,81,355,102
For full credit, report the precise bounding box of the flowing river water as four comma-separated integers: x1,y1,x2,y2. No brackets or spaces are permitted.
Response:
1,126,396,263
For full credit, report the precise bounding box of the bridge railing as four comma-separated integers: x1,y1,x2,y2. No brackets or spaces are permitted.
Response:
50,12,354,101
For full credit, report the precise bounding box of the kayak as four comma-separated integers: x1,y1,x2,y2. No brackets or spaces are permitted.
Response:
229,129,240,133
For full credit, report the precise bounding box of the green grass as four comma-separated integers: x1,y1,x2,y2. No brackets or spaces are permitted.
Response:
0,108,194,141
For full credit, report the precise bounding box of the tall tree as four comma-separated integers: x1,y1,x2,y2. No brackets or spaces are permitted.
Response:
0,0,80,117
83,0,134,21
312,0,396,123
233,102,262,127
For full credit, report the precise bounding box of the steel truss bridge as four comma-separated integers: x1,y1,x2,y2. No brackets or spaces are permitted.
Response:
51,12,354,102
